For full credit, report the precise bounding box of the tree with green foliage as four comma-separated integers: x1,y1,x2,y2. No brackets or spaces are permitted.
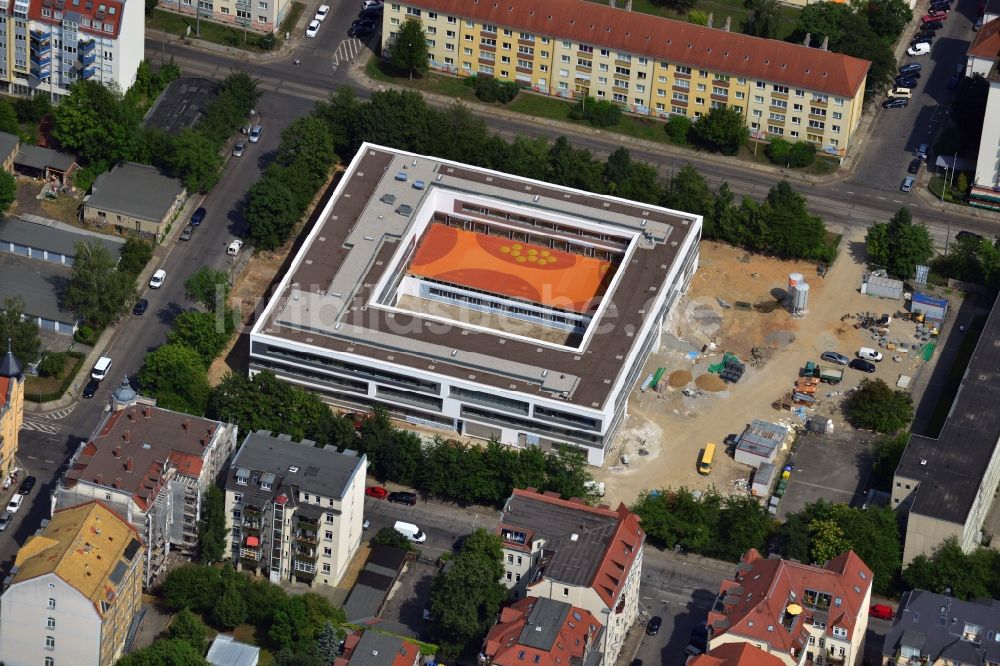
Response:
843,378,913,433
167,310,235,365
362,408,423,487
207,371,356,446
716,495,775,561
64,241,137,326
632,488,723,553
809,518,848,563
52,80,140,168
603,148,660,203
372,526,416,551
162,564,223,612
744,0,781,38
655,0,698,13
245,178,300,251
865,208,933,278
14,93,52,124
764,180,829,260
863,0,912,39
903,538,1000,600
212,580,248,629
138,343,210,415
36,352,67,378
116,638,208,666
429,529,507,659
391,19,430,79
165,607,208,651
692,106,748,154
315,621,341,663
167,128,224,193
0,169,16,215
0,99,19,136
184,266,231,312
687,10,709,24
664,164,714,217
666,115,692,144
0,296,41,364
276,115,336,183
870,433,908,491
274,644,326,666
198,486,227,564
118,237,154,277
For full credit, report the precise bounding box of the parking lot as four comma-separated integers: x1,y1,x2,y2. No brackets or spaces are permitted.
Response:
850,0,980,193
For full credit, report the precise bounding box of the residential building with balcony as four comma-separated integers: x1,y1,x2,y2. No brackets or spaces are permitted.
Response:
692,643,790,666
892,295,1000,564
482,596,604,666
381,0,871,156
496,488,644,665
881,590,1000,666
18,0,143,99
707,549,873,666
0,500,144,666
224,431,367,589
157,0,288,36
0,343,24,485
54,378,238,588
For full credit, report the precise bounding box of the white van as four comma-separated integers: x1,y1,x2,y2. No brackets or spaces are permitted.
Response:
888,88,912,99
393,520,426,543
92,356,113,381
857,347,884,362
907,42,931,56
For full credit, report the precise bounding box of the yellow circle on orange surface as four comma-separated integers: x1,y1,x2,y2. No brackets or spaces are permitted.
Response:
516,255,527,262
527,255,538,262
512,244,522,250
540,250,550,257
500,246,510,254
527,249,538,255
511,251,521,257
547,256,558,264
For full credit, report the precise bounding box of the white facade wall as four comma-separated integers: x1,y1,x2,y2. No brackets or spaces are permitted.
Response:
114,0,143,91
973,81,1000,190
0,573,102,666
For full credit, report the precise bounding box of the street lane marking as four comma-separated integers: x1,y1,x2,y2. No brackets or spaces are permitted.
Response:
331,38,363,71
21,419,60,434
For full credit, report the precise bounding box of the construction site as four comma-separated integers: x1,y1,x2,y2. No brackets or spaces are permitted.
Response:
598,229,962,509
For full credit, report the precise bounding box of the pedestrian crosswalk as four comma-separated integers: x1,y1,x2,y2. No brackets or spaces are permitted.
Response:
21,418,61,434
332,38,364,72
32,405,75,420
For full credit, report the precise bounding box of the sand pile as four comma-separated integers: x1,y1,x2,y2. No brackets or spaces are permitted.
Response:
695,374,728,392
668,370,693,388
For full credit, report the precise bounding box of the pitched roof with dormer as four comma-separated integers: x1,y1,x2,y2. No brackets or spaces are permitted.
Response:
11,501,142,618
692,642,790,666
484,596,603,666
708,549,872,657
498,488,645,607
969,17,1000,60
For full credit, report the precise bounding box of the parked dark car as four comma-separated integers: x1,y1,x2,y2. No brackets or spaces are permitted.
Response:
132,298,149,315
82,378,100,398
882,98,909,109
849,358,876,373
359,5,382,18
18,476,36,495
922,20,943,29
956,230,984,243
911,36,933,47
388,491,417,505
899,63,923,74
646,616,662,636
913,28,937,40
949,71,963,89
895,74,919,85
907,158,922,174
190,206,207,226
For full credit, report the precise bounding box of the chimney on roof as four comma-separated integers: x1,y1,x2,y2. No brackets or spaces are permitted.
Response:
125,457,133,473
207,426,215,438
723,16,731,31
803,32,811,47
707,12,713,27
182,419,190,432
96,473,103,484
113,478,120,488
200,438,207,447
127,409,136,422
821,36,828,50
143,406,151,419
122,429,130,443
113,443,121,458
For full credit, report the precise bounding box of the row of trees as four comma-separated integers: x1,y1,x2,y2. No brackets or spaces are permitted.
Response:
246,88,834,262
51,68,258,193
63,238,153,329
156,564,344,663
932,233,1000,291
137,267,236,414
632,492,901,594
903,537,1000,601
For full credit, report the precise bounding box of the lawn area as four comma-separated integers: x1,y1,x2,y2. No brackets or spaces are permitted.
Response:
928,174,970,206
366,57,477,100
23,352,84,403
506,93,671,144
584,0,801,40
147,9,279,52
279,2,306,36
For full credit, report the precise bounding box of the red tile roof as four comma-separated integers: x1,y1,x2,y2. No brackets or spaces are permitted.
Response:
0,376,9,410
483,597,601,666
692,642,789,666
400,0,871,97
708,549,872,657
29,0,125,40
968,18,1000,59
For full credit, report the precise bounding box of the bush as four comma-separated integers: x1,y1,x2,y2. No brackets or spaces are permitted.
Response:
787,141,817,168
843,378,913,433
471,77,520,104
118,237,154,275
37,352,68,378
765,138,792,164
74,325,96,346
569,96,622,128
666,115,692,144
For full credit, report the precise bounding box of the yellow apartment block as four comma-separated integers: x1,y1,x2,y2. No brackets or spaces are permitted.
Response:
0,344,24,483
382,0,871,156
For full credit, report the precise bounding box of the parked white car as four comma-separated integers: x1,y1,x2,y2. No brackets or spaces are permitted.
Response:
150,269,166,288
6,494,23,514
907,43,931,56
315,4,329,20
857,347,884,362
306,19,321,37
227,240,244,256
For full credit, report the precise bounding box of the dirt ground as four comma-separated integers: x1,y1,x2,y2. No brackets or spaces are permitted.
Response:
597,231,951,507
